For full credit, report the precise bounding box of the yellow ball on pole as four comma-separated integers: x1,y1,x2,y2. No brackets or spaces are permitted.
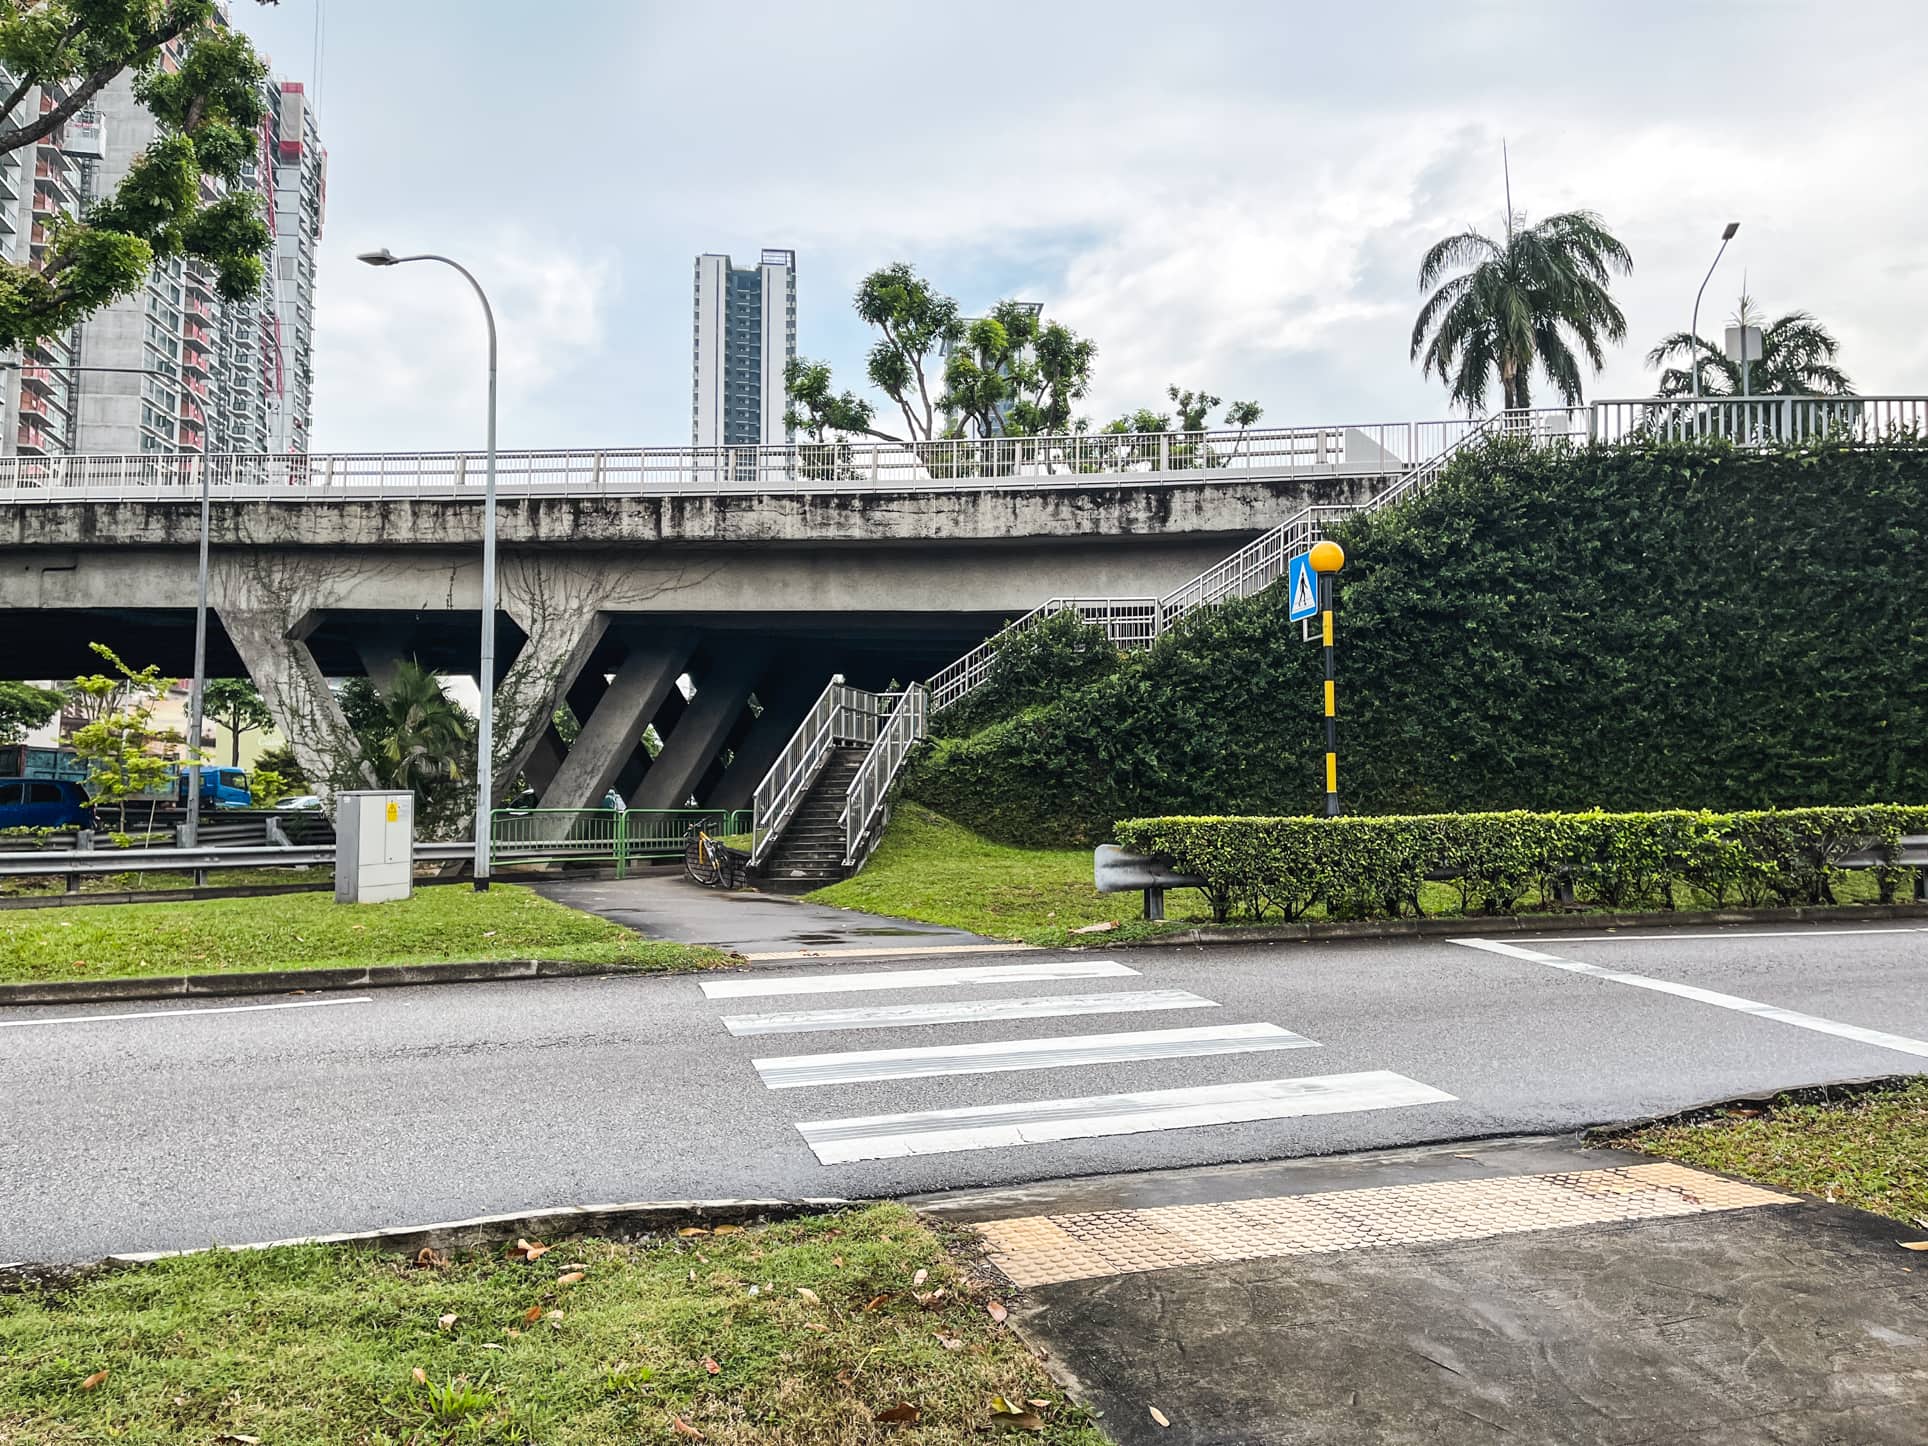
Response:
1308,539,1346,574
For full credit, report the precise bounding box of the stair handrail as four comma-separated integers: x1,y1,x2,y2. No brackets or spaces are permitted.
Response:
750,679,889,866
841,683,928,869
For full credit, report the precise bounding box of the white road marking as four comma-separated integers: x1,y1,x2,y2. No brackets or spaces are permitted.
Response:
755,1021,1313,1089
796,1070,1457,1164
0,996,375,1029
1452,937,1928,1059
722,988,1218,1037
700,959,1137,1000
1522,927,1928,943
741,943,1036,962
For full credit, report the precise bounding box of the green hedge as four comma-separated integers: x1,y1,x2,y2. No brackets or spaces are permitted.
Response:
907,437,1928,846
1113,805,1928,923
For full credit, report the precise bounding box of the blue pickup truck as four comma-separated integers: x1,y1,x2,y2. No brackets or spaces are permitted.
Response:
175,767,253,809
0,777,94,830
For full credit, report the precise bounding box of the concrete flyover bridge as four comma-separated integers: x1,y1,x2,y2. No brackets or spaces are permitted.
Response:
0,414,1447,819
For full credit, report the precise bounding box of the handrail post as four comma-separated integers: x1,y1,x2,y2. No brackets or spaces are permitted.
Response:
615,806,627,880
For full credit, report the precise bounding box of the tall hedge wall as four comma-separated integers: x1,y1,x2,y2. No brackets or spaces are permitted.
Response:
907,437,1928,845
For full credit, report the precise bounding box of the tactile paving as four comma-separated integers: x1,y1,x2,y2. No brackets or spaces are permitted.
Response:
973,1162,1798,1287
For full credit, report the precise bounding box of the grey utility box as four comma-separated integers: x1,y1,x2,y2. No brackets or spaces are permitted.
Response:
334,790,414,904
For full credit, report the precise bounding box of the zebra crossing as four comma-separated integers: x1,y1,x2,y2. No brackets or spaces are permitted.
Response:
696,956,1456,1166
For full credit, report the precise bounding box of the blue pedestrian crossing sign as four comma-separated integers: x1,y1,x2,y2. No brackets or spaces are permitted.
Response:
1287,552,1319,623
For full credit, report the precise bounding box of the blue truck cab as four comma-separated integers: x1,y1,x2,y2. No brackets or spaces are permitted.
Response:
175,767,252,809
0,777,95,830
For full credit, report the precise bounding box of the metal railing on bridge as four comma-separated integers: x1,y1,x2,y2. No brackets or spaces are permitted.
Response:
0,417,1476,503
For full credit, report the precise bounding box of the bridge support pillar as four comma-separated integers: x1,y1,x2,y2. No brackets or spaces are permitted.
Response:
631,646,771,811
541,632,695,812
706,665,828,813
523,668,611,796
353,642,407,695
221,606,374,803
492,563,612,807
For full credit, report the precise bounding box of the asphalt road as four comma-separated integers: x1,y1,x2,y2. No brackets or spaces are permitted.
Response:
4,922,1926,1262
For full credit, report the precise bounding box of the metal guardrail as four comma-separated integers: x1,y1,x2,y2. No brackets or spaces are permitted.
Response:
490,807,749,876
842,684,928,869
749,682,900,866
0,418,1474,504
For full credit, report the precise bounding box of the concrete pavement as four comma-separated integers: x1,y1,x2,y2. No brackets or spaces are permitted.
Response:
929,1137,1928,1445
3,922,1926,1262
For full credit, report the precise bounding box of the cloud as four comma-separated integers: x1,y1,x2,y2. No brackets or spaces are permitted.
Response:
307,234,616,451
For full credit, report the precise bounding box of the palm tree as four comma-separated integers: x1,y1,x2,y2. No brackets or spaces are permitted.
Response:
1647,294,1852,396
1411,210,1633,413
375,661,472,793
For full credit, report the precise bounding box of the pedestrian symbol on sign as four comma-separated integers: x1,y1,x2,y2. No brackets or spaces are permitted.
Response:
1287,552,1319,623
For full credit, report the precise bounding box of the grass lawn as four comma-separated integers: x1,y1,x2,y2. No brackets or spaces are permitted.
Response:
1621,1078,1928,1228
806,805,1903,948
0,1205,1100,1445
0,884,730,985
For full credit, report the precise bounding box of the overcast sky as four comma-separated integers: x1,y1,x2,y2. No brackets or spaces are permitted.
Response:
234,1,1927,453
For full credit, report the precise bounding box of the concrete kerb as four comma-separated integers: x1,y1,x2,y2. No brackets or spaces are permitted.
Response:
1,1196,853,1276
0,955,742,1008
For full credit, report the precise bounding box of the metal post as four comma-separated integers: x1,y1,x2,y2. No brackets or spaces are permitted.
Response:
1691,223,1739,436
184,455,211,849
1321,573,1339,817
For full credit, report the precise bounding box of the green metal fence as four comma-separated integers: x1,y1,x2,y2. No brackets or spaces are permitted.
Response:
490,808,751,878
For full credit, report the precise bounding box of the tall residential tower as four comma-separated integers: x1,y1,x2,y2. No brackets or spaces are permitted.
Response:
691,248,795,449
0,34,324,459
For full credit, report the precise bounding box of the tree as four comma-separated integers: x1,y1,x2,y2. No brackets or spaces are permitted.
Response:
0,680,62,744
1223,399,1265,461
0,2,275,349
253,741,307,793
340,662,476,836
65,643,180,834
949,302,1094,439
783,357,876,442
1647,293,1853,397
201,676,271,765
1167,386,1221,433
1410,208,1633,412
856,262,961,442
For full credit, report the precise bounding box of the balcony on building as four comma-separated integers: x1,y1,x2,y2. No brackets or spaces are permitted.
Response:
16,422,49,453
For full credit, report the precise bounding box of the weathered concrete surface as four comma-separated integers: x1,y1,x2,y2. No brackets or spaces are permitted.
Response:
0,470,1395,549
949,1140,1928,1446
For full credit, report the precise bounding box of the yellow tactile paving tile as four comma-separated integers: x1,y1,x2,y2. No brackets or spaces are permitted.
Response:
976,1163,1798,1287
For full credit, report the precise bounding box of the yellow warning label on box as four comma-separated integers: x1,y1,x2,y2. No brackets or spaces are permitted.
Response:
385,801,399,823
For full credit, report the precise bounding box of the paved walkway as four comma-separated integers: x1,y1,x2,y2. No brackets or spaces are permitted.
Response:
533,868,1002,959
924,1137,1928,1444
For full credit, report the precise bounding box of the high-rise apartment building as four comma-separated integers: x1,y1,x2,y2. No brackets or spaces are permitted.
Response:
0,24,324,460
691,248,796,448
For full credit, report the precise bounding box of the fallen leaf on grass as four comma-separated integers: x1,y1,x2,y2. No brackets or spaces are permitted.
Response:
933,1329,964,1351
702,1356,721,1376
679,1227,711,1238
989,1395,1044,1430
987,1300,1009,1323
1027,1398,1053,1409
875,1403,921,1424
415,1247,448,1269
556,1271,586,1287
1149,1405,1172,1427
796,1287,820,1304
831,1254,844,1268
218,1435,261,1444
802,1322,831,1333
1899,1241,1928,1252
863,1293,892,1312
1070,920,1117,934
479,1344,505,1352
79,1370,108,1391
411,1368,428,1386
712,1224,743,1236
438,1313,458,1331
509,1238,551,1261
911,1267,928,1287
671,1416,706,1440
523,1306,544,1324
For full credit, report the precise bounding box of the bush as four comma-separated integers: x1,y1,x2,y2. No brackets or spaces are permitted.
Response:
910,437,1928,845
930,609,1124,740
1114,804,1928,923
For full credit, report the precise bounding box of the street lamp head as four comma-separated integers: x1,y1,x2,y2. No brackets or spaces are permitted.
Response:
1308,540,1347,574
1720,222,1740,241
357,248,399,267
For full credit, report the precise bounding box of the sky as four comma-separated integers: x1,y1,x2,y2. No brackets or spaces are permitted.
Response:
231,0,1928,453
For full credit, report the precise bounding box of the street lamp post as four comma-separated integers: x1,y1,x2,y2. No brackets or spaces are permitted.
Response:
1308,539,1346,817
1691,222,1740,408
358,248,499,890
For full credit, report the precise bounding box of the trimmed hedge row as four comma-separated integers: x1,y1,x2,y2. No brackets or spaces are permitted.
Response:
1113,805,1928,923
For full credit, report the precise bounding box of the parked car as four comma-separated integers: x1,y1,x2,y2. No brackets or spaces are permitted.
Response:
503,787,624,815
0,777,94,831
275,794,324,812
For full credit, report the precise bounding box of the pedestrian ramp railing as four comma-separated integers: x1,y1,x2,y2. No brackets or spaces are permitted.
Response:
749,682,909,867
491,807,750,876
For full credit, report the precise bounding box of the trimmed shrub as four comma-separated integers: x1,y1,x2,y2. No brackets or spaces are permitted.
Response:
1114,804,1928,923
